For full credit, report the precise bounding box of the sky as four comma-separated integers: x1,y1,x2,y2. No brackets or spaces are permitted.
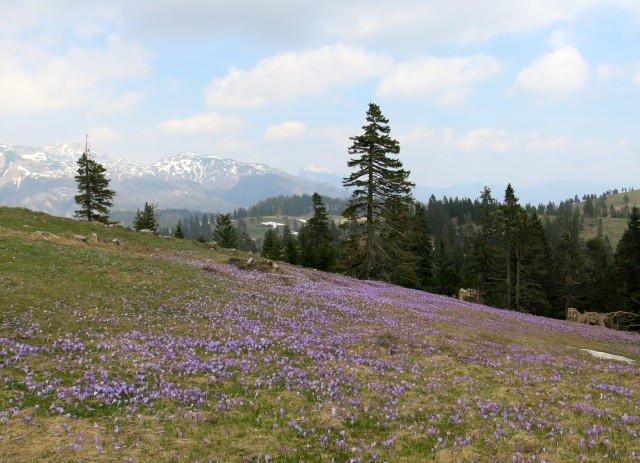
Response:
1,0,639,201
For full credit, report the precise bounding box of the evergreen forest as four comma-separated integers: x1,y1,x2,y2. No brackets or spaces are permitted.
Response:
113,104,640,322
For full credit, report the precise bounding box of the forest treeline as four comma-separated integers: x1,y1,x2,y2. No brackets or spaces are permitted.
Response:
116,185,640,321
73,110,639,322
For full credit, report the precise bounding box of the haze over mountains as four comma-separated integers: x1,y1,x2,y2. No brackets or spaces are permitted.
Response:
0,141,628,217
0,142,344,216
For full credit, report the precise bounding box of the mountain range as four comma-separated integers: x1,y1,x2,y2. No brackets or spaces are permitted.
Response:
0,141,625,217
0,142,345,216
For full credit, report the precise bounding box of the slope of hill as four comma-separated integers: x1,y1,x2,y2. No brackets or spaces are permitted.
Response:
0,206,638,462
573,189,640,246
0,142,344,216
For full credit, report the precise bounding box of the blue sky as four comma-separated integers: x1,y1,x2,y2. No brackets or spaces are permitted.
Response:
1,1,639,200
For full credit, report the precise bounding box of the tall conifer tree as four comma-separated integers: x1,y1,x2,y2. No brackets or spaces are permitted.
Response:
299,193,335,271
469,187,503,306
174,221,185,239
212,213,237,248
261,228,283,260
133,202,159,233
612,206,640,313
74,137,115,223
409,202,433,290
341,102,415,281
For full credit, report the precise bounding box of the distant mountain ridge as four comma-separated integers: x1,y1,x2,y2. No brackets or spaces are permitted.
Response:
0,142,628,218
0,142,345,216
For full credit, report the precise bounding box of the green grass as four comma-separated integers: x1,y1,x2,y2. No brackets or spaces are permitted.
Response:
578,189,640,245
0,206,638,462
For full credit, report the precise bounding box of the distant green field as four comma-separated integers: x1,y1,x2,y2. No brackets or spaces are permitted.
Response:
1,206,638,462
577,189,640,246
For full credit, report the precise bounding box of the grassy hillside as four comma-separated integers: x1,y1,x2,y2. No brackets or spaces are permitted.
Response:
1,206,639,462
579,189,640,245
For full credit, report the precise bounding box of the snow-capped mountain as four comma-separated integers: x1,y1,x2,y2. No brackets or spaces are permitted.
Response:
153,153,281,188
0,142,344,216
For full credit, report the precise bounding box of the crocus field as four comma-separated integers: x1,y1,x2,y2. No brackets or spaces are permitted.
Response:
0,207,639,462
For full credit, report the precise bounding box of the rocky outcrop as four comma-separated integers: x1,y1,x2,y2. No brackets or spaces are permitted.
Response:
567,308,640,331
458,288,481,302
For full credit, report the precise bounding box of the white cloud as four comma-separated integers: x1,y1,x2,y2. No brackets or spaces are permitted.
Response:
596,63,627,82
205,43,393,108
88,127,121,145
265,121,306,140
0,33,151,117
548,28,579,48
437,88,473,107
213,138,243,153
526,135,571,152
445,128,574,154
512,45,590,100
596,61,640,85
327,0,611,47
159,112,243,135
376,54,502,104
397,127,433,144
18,0,635,53
99,91,146,112
454,128,518,152
442,128,455,145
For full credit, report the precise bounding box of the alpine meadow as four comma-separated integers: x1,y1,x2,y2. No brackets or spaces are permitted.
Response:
1,201,639,462
2,98,640,462
4,2,640,461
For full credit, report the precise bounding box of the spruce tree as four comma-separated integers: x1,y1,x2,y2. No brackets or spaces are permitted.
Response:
133,202,159,233
502,184,519,310
238,232,258,253
261,228,283,260
469,187,504,307
341,102,415,281
282,226,300,265
299,193,335,271
512,212,552,314
212,213,237,248
550,204,584,317
408,202,433,290
581,234,612,311
612,206,640,313
200,214,213,242
432,238,461,297
174,221,185,239
74,138,115,223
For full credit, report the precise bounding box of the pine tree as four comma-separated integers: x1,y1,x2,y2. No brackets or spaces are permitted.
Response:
408,202,433,290
261,228,283,260
200,214,212,242
299,193,335,271
502,184,520,310
282,227,300,265
341,102,415,281
469,187,504,307
581,233,612,311
74,137,115,223
238,232,258,253
133,202,159,233
467,185,550,313
512,212,552,314
551,204,584,317
612,206,640,313
212,213,237,248
174,221,185,239
432,238,461,297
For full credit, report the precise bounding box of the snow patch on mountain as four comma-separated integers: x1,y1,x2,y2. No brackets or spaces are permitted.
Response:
0,142,345,215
